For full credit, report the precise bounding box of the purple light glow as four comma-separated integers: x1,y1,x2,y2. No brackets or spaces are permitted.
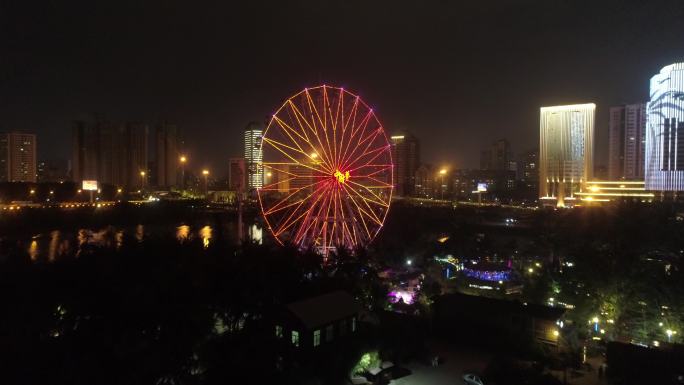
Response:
388,290,416,305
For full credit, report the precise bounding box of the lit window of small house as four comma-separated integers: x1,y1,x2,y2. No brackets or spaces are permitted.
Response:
291,330,299,347
313,329,321,347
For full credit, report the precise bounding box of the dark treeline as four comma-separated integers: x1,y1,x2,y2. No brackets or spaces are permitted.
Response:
0,230,388,385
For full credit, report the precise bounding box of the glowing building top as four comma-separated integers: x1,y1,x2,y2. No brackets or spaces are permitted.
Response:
539,103,595,207
645,62,684,191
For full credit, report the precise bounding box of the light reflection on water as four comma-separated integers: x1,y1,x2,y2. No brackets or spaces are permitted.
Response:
176,225,190,243
135,224,144,242
200,226,212,248
16,222,256,262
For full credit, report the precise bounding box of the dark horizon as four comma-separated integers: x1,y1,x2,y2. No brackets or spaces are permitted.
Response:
2,0,684,175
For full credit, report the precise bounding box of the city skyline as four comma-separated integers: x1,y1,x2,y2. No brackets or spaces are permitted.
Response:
3,1,684,174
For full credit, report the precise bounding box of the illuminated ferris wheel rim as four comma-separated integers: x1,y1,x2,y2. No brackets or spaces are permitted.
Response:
257,85,393,253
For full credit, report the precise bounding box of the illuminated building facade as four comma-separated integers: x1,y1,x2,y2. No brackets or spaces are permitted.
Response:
0,132,37,182
244,121,263,190
608,103,646,180
539,104,595,206
575,180,654,204
645,63,684,191
390,132,420,196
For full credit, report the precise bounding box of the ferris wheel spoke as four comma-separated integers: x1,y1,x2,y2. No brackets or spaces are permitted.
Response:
274,205,313,238
263,137,332,175
346,190,386,228
321,88,337,173
351,164,393,178
273,115,315,157
337,188,358,248
345,180,390,208
292,180,332,245
304,90,336,168
341,185,374,240
325,88,340,170
338,95,360,165
345,141,389,172
339,109,373,170
341,125,380,171
287,99,336,171
341,182,384,226
352,175,393,189
286,100,314,143
271,180,330,237
331,88,345,166
262,179,324,214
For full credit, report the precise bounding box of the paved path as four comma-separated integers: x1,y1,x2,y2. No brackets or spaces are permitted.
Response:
390,341,606,385
392,341,492,385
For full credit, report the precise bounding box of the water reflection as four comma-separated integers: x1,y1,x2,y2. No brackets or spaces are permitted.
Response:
176,225,190,243
200,226,212,248
115,230,124,250
13,222,262,262
29,240,38,261
48,231,60,261
135,224,144,242
249,224,263,245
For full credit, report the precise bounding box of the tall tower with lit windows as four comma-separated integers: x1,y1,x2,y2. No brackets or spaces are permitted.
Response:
244,121,264,190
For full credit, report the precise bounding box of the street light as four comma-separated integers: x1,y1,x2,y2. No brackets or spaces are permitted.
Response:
180,155,187,190
140,171,146,190
666,329,676,342
202,169,209,197
438,168,447,200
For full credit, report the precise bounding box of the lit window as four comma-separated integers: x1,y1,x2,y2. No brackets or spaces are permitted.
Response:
275,325,283,338
325,325,334,342
313,329,321,347
352,317,357,332
291,331,299,347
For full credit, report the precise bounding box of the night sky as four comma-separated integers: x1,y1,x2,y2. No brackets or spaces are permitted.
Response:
2,0,684,175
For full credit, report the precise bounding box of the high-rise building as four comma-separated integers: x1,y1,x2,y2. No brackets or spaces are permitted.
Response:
122,122,149,189
608,103,646,180
390,132,420,196
37,160,65,182
244,122,263,190
414,164,435,198
228,157,246,191
155,122,179,188
645,63,684,191
72,116,148,189
480,139,512,171
0,132,37,182
539,103,595,207
517,149,539,188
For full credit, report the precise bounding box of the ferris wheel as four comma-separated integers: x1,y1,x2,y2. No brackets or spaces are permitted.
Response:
258,85,393,255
